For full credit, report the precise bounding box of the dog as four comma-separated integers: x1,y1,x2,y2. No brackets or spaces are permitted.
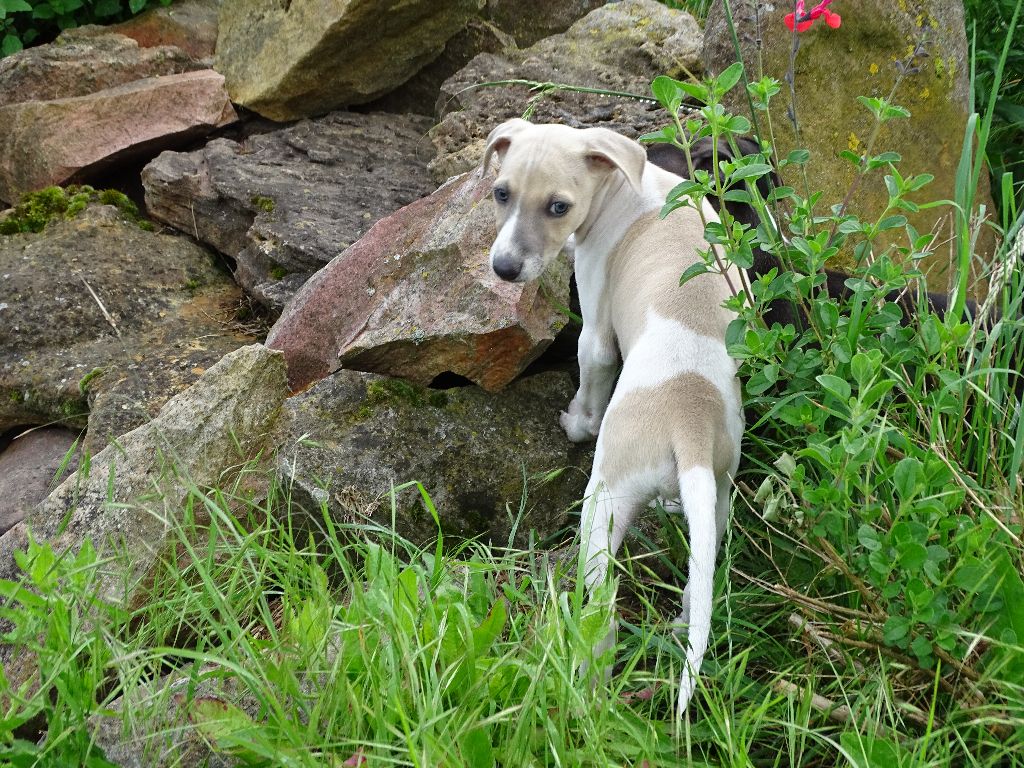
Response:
482,118,744,716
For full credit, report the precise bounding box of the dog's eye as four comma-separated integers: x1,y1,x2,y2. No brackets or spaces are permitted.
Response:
548,201,571,217
493,187,509,204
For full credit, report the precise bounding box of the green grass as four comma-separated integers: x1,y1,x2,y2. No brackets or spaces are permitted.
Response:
1,439,1022,766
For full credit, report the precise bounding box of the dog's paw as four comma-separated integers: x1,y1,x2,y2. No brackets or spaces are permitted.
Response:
560,408,600,442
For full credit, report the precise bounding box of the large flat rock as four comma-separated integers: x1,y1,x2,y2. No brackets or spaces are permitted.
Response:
215,0,482,121
275,369,592,547
0,204,258,454
266,170,570,393
141,111,437,314
0,70,236,204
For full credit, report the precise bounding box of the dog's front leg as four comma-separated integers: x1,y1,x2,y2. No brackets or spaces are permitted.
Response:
560,325,618,442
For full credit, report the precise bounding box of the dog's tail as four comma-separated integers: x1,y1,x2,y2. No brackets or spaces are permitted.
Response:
676,465,718,717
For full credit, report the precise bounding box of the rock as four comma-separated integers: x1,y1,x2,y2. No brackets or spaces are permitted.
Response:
367,0,607,118
0,345,288,697
102,0,222,62
0,28,198,109
429,0,703,183
0,203,258,454
484,0,605,47
702,0,995,286
275,369,592,547
141,111,437,314
265,170,570,393
365,18,516,117
215,0,483,121
0,70,237,204
0,427,80,536
91,666,255,768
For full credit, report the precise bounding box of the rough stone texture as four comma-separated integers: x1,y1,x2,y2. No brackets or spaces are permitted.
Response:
429,0,703,183
484,0,605,47
702,0,995,288
141,111,436,314
275,369,592,547
215,0,483,121
0,28,198,109
367,0,608,118
92,666,253,768
365,18,516,117
266,170,570,393
0,70,237,204
102,0,222,62
0,345,288,700
0,427,80,536
0,204,258,454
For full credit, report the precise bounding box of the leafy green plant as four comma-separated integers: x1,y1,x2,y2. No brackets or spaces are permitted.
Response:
0,0,172,57
643,10,1024,747
0,536,124,767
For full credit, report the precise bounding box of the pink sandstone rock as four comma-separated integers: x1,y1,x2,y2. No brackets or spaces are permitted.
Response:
104,0,221,62
0,70,236,204
266,170,571,393
0,28,198,108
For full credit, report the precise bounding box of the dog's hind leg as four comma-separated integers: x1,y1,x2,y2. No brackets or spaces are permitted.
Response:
579,471,644,672
675,465,719,716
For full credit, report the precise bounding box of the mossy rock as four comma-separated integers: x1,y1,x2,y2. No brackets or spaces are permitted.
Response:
0,185,149,235
0,204,259,450
274,369,594,548
703,0,995,293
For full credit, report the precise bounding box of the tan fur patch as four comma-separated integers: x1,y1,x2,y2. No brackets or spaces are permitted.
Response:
601,212,736,354
598,372,734,486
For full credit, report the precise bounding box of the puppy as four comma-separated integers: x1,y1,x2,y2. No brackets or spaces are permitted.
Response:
482,119,743,715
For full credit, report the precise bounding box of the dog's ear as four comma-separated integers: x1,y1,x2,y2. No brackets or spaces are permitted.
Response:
481,118,532,173
583,128,646,189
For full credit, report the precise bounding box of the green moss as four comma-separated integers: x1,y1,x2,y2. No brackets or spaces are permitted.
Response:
0,185,152,234
78,367,105,395
365,378,448,409
269,264,288,280
354,378,449,421
99,188,140,219
251,195,276,213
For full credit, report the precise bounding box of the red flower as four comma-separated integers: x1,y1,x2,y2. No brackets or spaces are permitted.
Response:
785,0,841,32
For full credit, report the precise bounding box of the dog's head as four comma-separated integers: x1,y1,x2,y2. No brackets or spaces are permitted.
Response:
481,118,646,282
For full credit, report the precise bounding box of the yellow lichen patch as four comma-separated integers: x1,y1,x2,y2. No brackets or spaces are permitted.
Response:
848,132,861,152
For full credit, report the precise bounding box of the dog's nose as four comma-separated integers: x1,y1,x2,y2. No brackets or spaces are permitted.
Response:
492,256,522,281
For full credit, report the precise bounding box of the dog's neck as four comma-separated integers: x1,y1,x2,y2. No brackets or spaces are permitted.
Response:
573,162,674,265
